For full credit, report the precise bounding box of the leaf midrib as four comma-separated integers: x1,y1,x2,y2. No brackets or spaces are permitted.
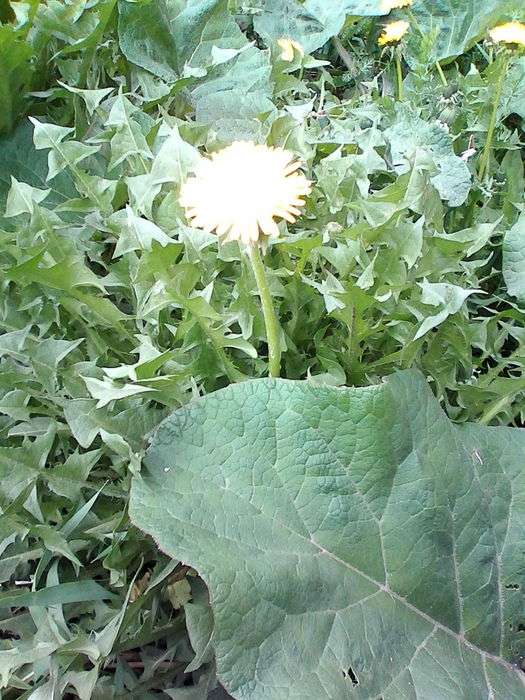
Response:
149,462,521,679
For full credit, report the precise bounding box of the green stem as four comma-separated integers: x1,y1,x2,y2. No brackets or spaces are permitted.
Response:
395,48,404,101
248,245,281,378
478,55,509,182
479,394,513,426
435,61,447,86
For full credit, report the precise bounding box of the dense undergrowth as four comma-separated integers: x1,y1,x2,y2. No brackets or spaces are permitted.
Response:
0,0,524,697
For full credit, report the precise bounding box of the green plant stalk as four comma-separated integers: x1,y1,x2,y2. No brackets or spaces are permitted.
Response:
435,60,447,86
395,48,404,101
479,394,513,425
248,244,281,378
478,54,509,181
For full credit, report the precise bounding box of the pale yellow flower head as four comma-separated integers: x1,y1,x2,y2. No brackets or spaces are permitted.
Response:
277,37,305,62
378,20,410,45
381,0,412,13
488,21,525,48
180,142,311,247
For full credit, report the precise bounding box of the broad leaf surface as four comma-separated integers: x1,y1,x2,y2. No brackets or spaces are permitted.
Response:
117,0,273,138
130,371,525,699
503,57,525,120
253,0,409,53
503,212,525,303
408,0,525,64
0,27,34,135
253,0,348,54
118,0,246,79
117,0,180,81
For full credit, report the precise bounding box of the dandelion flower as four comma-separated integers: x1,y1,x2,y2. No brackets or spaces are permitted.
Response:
488,21,525,48
180,142,311,246
378,20,410,46
277,37,305,62
381,0,412,12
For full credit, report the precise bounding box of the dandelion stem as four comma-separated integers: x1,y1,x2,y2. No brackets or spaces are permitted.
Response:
478,54,509,182
395,48,404,101
435,61,447,86
248,245,281,378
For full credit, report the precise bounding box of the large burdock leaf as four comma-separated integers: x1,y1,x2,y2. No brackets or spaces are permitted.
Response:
408,0,525,64
130,371,525,699
253,0,394,54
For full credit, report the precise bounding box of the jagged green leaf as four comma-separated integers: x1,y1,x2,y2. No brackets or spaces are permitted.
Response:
0,26,34,134
503,212,525,303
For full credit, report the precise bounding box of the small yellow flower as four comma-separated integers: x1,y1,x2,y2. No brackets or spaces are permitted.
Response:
381,0,412,12
180,142,311,246
378,20,410,46
488,21,525,48
277,37,305,62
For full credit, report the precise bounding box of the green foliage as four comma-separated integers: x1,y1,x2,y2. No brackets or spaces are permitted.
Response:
131,372,525,698
0,26,34,134
0,0,524,696
504,212,525,303
409,0,525,64
253,0,350,53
